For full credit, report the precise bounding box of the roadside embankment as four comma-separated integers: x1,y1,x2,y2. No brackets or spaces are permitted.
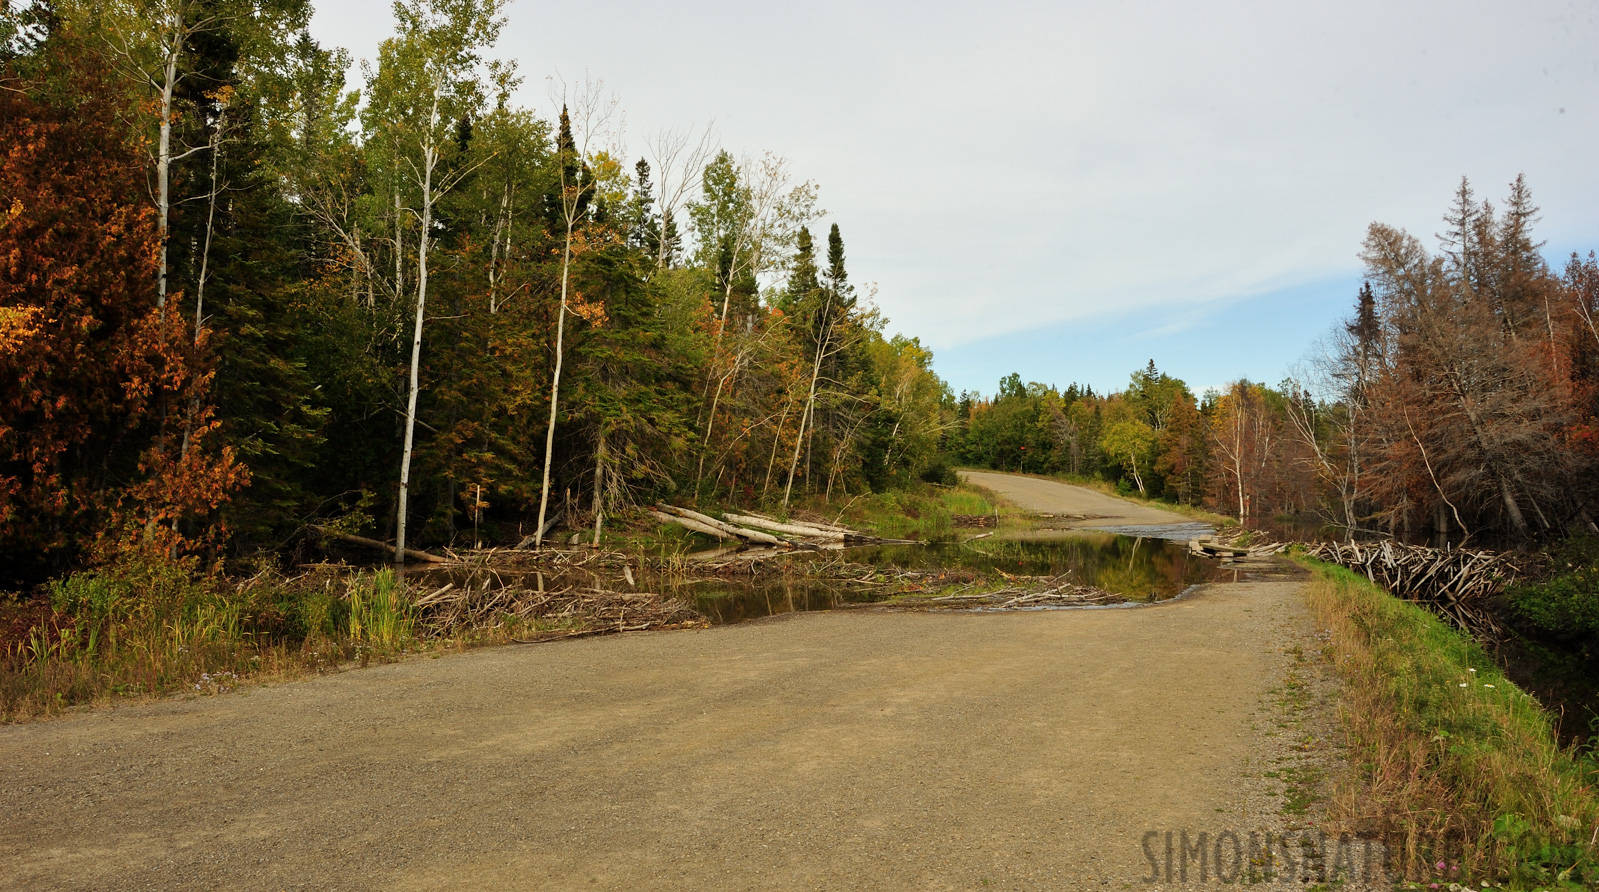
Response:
1300,558,1599,888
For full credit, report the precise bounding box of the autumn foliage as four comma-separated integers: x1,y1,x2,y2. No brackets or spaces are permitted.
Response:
0,45,242,582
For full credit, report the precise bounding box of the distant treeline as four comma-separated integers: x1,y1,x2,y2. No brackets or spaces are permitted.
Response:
951,177,1599,546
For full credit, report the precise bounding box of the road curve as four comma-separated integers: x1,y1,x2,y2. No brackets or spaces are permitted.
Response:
959,469,1201,530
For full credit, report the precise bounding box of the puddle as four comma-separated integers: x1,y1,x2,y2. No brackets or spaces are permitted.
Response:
846,536,1221,601
401,534,1225,626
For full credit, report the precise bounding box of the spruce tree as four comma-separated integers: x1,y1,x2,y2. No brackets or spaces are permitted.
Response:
824,222,853,308
781,225,820,311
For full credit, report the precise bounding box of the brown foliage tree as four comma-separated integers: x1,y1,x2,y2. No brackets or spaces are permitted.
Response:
0,42,243,582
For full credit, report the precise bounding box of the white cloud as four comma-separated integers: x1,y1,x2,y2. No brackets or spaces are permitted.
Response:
312,0,1599,355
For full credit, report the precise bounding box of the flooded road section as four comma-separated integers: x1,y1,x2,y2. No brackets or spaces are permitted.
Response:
407,533,1223,626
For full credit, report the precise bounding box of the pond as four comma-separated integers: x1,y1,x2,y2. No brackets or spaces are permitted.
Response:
676,534,1222,624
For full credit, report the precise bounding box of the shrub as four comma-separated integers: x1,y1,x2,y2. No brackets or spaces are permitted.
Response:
1504,533,1599,644
918,453,960,486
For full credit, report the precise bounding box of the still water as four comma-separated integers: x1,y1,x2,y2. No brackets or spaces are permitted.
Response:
688,534,1221,623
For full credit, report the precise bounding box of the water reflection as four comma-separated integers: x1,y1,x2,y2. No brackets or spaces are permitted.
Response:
848,535,1219,602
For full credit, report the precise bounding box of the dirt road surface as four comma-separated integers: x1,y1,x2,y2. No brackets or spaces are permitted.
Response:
2,477,1330,891
959,470,1197,530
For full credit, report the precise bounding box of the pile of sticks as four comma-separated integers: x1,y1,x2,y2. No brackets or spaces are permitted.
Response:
413,582,705,640
952,513,998,529
1189,537,1287,559
650,505,917,551
909,580,1125,611
1304,539,1522,638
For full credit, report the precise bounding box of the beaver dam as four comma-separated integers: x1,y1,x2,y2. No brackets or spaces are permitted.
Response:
375,533,1226,639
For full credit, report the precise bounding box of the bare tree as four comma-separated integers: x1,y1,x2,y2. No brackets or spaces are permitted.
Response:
97,0,255,313
647,123,717,271
534,77,615,547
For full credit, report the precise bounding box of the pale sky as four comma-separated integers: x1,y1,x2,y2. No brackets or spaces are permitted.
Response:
311,0,1599,395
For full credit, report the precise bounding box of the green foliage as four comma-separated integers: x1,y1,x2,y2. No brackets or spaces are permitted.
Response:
348,569,414,647
1,553,424,719
826,482,996,542
919,453,960,486
1505,533,1599,643
3,0,954,586
1098,418,1155,493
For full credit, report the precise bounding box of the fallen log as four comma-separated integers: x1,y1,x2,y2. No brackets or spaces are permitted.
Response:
744,510,857,534
1190,538,1249,557
514,511,563,550
723,512,847,540
657,505,789,546
649,509,730,540
307,524,449,564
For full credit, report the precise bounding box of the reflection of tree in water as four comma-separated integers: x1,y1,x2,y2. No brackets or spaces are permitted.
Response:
862,537,1215,601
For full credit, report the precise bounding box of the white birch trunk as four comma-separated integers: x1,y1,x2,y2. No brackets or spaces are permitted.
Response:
394,87,441,563
533,219,573,547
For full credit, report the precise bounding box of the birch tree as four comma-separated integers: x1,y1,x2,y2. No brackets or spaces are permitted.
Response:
533,81,614,547
363,0,507,562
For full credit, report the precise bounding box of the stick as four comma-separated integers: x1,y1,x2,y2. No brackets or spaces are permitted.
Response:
307,524,449,564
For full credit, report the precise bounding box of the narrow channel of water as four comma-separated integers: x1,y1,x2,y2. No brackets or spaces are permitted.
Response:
686,535,1222,623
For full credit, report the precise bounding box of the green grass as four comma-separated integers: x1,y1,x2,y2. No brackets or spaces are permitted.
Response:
814,481,1003,541
1297,557,1599,888
1,554,420,721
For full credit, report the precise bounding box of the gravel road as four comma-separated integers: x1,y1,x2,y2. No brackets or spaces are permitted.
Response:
959,470,1197,529
1,477,1335,891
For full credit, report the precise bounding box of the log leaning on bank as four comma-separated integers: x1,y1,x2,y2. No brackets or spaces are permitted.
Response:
655,505,789,546
652,505,919,551
722,513,845,540
648,510,730,540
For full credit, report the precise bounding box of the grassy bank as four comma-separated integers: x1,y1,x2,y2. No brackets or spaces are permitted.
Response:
816,481,1006,541
0,552,422,722
1299,558,1599,888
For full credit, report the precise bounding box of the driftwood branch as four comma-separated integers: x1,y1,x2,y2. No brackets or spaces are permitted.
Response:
307,524,449,564
516,511,563,550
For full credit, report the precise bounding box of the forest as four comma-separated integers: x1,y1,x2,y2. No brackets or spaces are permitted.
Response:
952,178,1599,551
0,0,953,593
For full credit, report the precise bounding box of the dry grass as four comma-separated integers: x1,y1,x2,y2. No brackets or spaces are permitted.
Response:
1300,558,1599,888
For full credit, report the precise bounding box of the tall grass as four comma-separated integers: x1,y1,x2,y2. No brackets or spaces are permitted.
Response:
1,555,416,721
1300,559,1599,888
348,569,414,648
